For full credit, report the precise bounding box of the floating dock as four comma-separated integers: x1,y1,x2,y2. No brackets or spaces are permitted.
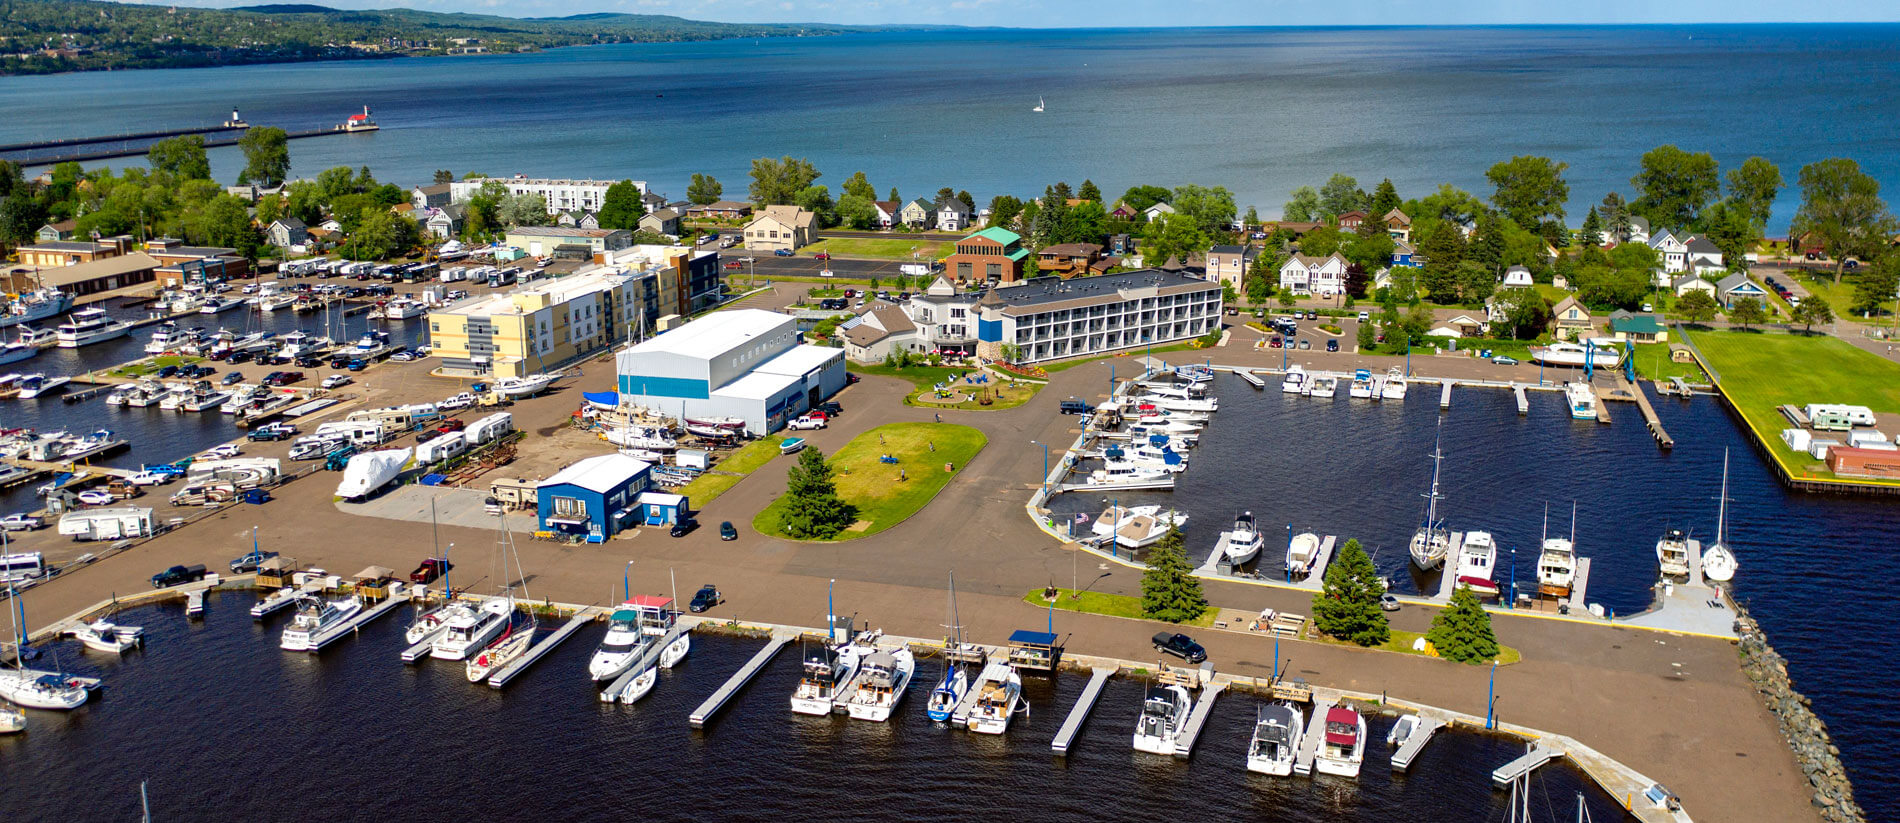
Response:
401,627,447,663
1171,679,1225,759
1390,714,1447,771
488,608,597,688
1287,535,1337,591
1236,370,1265,389
1513,384,1528,415
1051,666,1116,755
1293,696,1335,776
1685,538,1706,587
689,629,794,728
599,624,689,702
947,657,997,727
1439,380,1453,410
1432,532,1468,601
1568,558,1592,610
1491,741,1562,788
307,593,405,652
1619,377,1673,449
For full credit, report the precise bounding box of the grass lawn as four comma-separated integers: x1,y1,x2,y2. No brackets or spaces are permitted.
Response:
753,422,986,540
1787,270,1860,314
1626,342,1708,383
677,437,789,506
1311,626,1522,665
805,237,947,260
1686,328,1900,484
110,354,203,377
1022,588,1218,628
847,362,1043,410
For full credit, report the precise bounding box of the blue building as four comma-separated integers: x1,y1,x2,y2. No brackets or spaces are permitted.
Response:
536,454,652,540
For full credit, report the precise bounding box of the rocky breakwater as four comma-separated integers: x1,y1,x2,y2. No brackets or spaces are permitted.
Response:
1737,608,1863,822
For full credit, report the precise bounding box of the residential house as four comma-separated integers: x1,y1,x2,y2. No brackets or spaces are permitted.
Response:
871,201,901,229
318,219,344,233
1264,221,1324,237
1204,244,1257,291
937,199,973,232
448,177,637,215
35,220,75,242
742,205,816,253
1337,210,1368,231
424,204,466,240
841,304,922,364
1277,252,1350,296
1717,273,1768,308
1649,229,1689,275
1550,296,1594,340
577,213,600,231
411,183,452,210
1036,243,1105,278
1501,265,1534,289
639,208,682,237
1143,202,1176,222
1108,233,1133,256
689,200,753,220
641,192,669,213
1671,273,1717,298
1608,310,1668,343
899,199,936,230
1108,201,1138,220
1427,313,1485,338
1685,235,1723,268
1391,240,1419,268
1383,209,1413,243
1623,216,1652,245
943,227,1029,284
266,217,308,249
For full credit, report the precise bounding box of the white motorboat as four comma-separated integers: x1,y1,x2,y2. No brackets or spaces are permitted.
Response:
1221,511,1264,565
1565,381,1597,420
466,620,534,683
1315,705,1367,777
1381,367,1408,400
124,381,161,407
844,648,915,722
1280,364,1306,395
1093,505,1187,549
1348,369,1375,399
1247,703,1304,776
0,669,89,710
1,288,74,329
1537,503,1578,598
587,596,666,681
145,322,186,354
1286,531,1322,577
1409,439,1452,570
1101,454,1187,475
0,339,37,367
791,644,862,715
16,374,68,399
493,373,557,399
430,597,512,660
965,661,1022,735
1656,528,1691,581
1531,340,1621,369
179,381,230,413
1132,683,1192,755
1308,375,1338,399
257,293,298,312
198,295,245,314
1452,530,1499,597
375,299,428,320
0,703,22,733
406,600,474,645
279,595,365,651
1703,451,1739,583
1127,417,1202,435
157,383,189,410
1086,463,1171,487
1108,443,1189,465
104,383,138,406
252,585,311,620
1133,394,1217,413
1141,382,1209,401
66,618,143,653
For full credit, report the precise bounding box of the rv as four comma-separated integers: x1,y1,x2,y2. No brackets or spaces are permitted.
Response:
0,552,44,583
415,431,468,465
58,507,156,541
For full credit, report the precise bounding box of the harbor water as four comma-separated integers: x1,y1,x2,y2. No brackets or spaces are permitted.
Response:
0,594,1626,821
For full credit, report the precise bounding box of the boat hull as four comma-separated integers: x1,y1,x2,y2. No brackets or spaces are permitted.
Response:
1132,734,1178,756
790,696,835,716
1314,757,1362,777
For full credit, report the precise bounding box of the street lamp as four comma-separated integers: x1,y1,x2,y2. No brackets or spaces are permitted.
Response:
623,560,634,601
1030,440,1049,498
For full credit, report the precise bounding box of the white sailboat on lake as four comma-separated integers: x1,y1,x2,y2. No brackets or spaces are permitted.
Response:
1702,450,1739,583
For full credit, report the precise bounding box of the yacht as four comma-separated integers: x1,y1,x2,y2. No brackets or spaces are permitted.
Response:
16,374,68,399
466,620,534,683
1246,703,1304,776
145,322,187,354
965,661,1022,735
1093,505,1186,549
55,308,132,348
1131,683,1192,755
1656,528,1691,581
1101,454,1187,475
1086,463,1171,487
604,424,678,451
375,299,428,320
1280,364,1306,395
66,619,144,653
0,669,90,710
1565,381,1598,420
1381,367,1408,400
104,383,139,406
257,292,299,312
1221,511,1264,565
791,644,862,716
1537,503,1578,598
1286,531,1322,577
430,597,512,660
1453,531,1500,597
1315,705,1367,777
279,595,365,651
926,661,970,722
2,288,74,328
157,383,190,410
1531,340,1621,369
179,381,230,413
843,648,915,722
124,381,162,408
1308,375,1338,399
198,294,245,314
1127,417,1202,435
1702,451,1739,584
1141,382,1209,402
1348,369,1375,399
587,597,665,681
494,374,558,399
0,339,37,367
1409,439,1452,569
1134,394,1217,413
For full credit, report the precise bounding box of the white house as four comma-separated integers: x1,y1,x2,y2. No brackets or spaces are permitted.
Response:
840,303,922,364
1277,252,1349,296
1716,272,1769,308
871,200,900,229
1143,202,1176,222
1501,265,1534,288
937,199,972,232
1649,230,1689,274
1623,216,1652,245
1672,273,1718,298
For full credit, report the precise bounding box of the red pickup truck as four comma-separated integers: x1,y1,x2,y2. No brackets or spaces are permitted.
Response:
410,557,453,584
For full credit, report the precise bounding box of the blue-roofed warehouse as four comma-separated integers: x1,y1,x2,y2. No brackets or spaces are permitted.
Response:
536,453,652,540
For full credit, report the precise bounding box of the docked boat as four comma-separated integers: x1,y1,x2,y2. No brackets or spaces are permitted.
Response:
1131,683,1192,755
1308,375,1338,399
965,661,1022,735
1085,463,1171,487
0,669,89,710
587,597,663,681
0,703,22,733
466,619,535,683
1315,705,1367,777
1092,505,1186,549
1101,453,1187,475
1132,394,1217,413
406,599,474,645
843,648,915,722
1141,382,1210,402
124,380,161,407
16,374,68,399
2,288,74,329
791,644,862,716
1565,381,1597,420
179,381,230,413
926,661,969,722
1246,703,1304,776
1285,531,1322,577
1348,369,1375,399
375,299,428,320
145,322,187,354
430,597,512,660
56,308,132,348
279,595,365,652
1537,503,1578,598
198,295,245,314
1280,364,1306,395
1656,528,1691,581
1408,439,1452,570
1220,511,1264,565
1531,340,1621,369
1702,451,1739,584
0,339,38,367
1381,367,1408,400
1453,530,1499,596
493,374,557,399
252,585,310,620
156,383,189,410
1127,417,1202,436
257,292,299,312
66,619,143,653
605,424,678,451
103,383,139,406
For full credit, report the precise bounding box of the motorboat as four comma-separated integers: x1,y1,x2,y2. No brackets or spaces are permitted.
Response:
494,374,557,399
1565,381,1597,420
157,383,190,410
198,295,245,314
1315,705,1367,777
179,381,230,413
1093,505,1186,549
406,600,474,646
926,661,969,722
55,308,132,348
1286,531,1322,577
1133,394,1217,413
124,380,162,407
104,383,139,406
1,288,74,329
1141,382,1209,402
1308,375,1338,399
965,661,1022,735
66,618,144,653
466,619,535,683
0,669,89,710
587,596,672,681
145,322,186,354
1221,511,1264,565
1656,528,1690,581
257,292,299,312
1348,369,1375,399
843,648,915,722
0,703,22,733
791,644,862,715
279,594,365,651
1453,531,1499,596
0,339,37,367
1101,453,1187,474
1537,503,1578,598
1086,463,1171,487
1246,703,1304,776
1131,683,1192,755
375,299,428,320
1280,364,1306,395
252,585,310,620
1127,417,1202,436
16,374,68,399
429,597,512,660
1531,340,1621,369
1386,713,1419,747
1381,367,1408,400
1703,450,1739,583
1092,505,1163,539
1409,439,1452,570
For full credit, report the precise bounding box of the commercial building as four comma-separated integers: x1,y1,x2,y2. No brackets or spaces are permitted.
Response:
905,270,1222,363
15,239,126,268
595,244,723,317
2,252,162,297
742,205,816,252
428,269,647,378
943,227,1029,284
535,453,652,540
450,177,643,216
505,227,633,259
145,238,250,288
613,309,845,435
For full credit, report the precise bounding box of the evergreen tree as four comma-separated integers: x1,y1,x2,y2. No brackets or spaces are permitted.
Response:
433,169,454,184
687,173,723,205
777,447,857,539
595,180,646,231
1139,525,1207,623
1579,206,1603,247
1470,214,1506,273
1312,540,1389,646
1600,192,1631,241
1426,586,1498,663
887,186,900,202
1356,319,1377,352
1370,178,1401,220
1078,179,1102,202
957,190,976,213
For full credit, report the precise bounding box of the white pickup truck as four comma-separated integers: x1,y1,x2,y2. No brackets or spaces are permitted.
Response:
788,414,827,431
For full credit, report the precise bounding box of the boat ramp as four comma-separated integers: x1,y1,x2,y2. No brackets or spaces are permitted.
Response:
689,629,795,728
1050,666,1115,755
488,607,599,688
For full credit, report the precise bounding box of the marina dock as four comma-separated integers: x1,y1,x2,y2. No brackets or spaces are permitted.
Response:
1685,538,1706,587
400,627,446,663
1432,532,1468,601
488,608,597,688
1389,713,1447,771
1293,695,1335,776
1235,370,1265,389
688,629,794,728
1513,383,1528,415
599,623,689,702
1618,377,1674,449
1287,535,1336,591
1051,666,1116,755
947,656,1001,727
1491,741,1562,788
1439,380,1453,409
1054,477,1174,493
307,592,406,652
1568,557,1592,610
1171,678,1225,759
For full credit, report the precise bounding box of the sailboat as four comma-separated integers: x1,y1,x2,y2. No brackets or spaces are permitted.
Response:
466,519,538,684
1702,450,1739,583
1,583,88,710
926,573,969,722
1032,96,1045,113
1409,434,1452,569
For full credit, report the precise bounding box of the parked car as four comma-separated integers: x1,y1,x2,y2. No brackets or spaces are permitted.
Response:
789,414,826,431
669,518,699,538
774,249,794,257
1357,310,1370,321
321,374,352,389
1491,355,1519,366
1152,631,1208,663
1380,593,1402,612
410,557,453,584
813,251,831,260
156,365,179,379
1298,339,1311,350
0,513,45,531
816,401,844,416
724,261,744,270
230,550,279,574
200,444,242,459
719,521,738,541
435,419,467,434
126,470,173,487
390,351,418,362
1326,339,1339,352
689,584,721,613
150,564,208,589
76,489,115,506
222,371,245,386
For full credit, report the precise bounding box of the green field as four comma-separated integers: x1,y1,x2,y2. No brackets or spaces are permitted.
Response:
1023,588,1217,628
110,354,203,377
677,437,789,506
1686,328,1900,484
1626,342,1708,383
847,362,1042,410
753,422,986,540
805,237,948,260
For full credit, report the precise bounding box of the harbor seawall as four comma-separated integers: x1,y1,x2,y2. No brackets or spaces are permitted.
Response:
1736,604,1864,821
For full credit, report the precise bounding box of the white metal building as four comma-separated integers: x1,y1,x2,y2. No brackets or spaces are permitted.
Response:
612,309,845,435
449,177,647,216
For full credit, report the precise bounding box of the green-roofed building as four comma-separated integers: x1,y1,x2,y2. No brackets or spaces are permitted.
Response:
1608,310,1668,343
944,226,1030,283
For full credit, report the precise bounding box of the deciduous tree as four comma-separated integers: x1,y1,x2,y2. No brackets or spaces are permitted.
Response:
147,135,210,181
1312,539,1389,647
1630,144,1720,230
595,180,646,231
1790,157,1899,281
1139,212,1209,268
1318,173,1363,219
1485,155,1568,231
1172,183,1237,234
237,126,290,187
1728,296,1769,329
1283,186,1319,222
1790,295,1834,331
747,155,821,206
1726,156,1783,231
1427,586,1498,663
1120,184,1171,212
841,171,876,202
1676,289,1719,323
688,173,723,205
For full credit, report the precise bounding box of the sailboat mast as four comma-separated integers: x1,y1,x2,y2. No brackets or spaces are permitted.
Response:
1716,449,1730,545
1422,438,1444,528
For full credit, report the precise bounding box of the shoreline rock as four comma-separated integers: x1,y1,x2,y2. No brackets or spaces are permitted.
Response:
1736,605,1864,822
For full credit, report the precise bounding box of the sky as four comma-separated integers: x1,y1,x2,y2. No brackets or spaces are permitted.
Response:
152,0,1900,27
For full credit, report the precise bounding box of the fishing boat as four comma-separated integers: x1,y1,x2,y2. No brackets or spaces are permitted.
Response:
1286,531,1322,577
1308,375,1338,399
1453,531,1499,596
1348,369,1375,399
1531,340,1621,369
0,670,89,710
279,594,365,652
1280,364,1306,395
1246,703,1304,776
429,597,512,660
791,644,862,716
1409,437,1452,569
966,660,1023,734
1702,454,1739,584
843,648,915,722
1221,511,1264,565
1656,528,1691,581
1382,367,1408,400
2,288,74,329
493,373,557,399
1565,381,1597,420
1131,683,1192,755
1537,503,1578,598
65,619,143,653
1315,705,1367,777
1093,505,1186,549
16,374,68,399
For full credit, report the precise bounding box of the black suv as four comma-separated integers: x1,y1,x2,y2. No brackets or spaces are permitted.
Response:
1152,632,1208,663
689,585,721,613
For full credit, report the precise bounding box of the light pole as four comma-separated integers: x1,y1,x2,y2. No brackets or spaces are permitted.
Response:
1486,661,1499,729
1031,440,1049,498
623,560,634,600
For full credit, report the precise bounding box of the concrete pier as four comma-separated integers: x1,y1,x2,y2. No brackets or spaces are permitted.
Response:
1051,666,1115,755
1389,713,1447,771
1288,535,1336,591
1492,741,1562,788
1432,532,1467,601
1171,680,1225,759
1569,557,1592,610
1439,380,1453,409
689,629,794,727
1293,695,1335,776
488,608,597,688
1513,384,1529,415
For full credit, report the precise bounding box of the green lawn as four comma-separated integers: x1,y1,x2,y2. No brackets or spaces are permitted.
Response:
1022,588,1217,628
847,362,1043,410
1626,342,1708,383
1686,328,1900,484
677,437,790,506
1787,270,1858,314
753,422,987,540
110,354,203,377
805,237,947,260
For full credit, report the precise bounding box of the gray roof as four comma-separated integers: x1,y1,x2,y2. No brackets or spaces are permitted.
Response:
644,208,681,222
272,216,306,231
983,269,1219,312
1685,236,1722,255
1717,273,1762,293
1208,245,1252,256
939,199,971,215
20,240,110,253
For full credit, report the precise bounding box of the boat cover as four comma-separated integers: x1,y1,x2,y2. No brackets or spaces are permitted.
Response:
582,391,619,409
1325,707,1360,745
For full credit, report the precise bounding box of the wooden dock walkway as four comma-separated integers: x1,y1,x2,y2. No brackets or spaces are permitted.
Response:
1617,377,1673,449
689,630,794,728
1051,666,1116,755
1433,532,1467,601
1389,714,1447,771
308,592,406,652
1171,680,1226,759
1568,557,1592,610
1491,741,1562,788
0,457,140,480
488,607,598,688
1293,695,1335,775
